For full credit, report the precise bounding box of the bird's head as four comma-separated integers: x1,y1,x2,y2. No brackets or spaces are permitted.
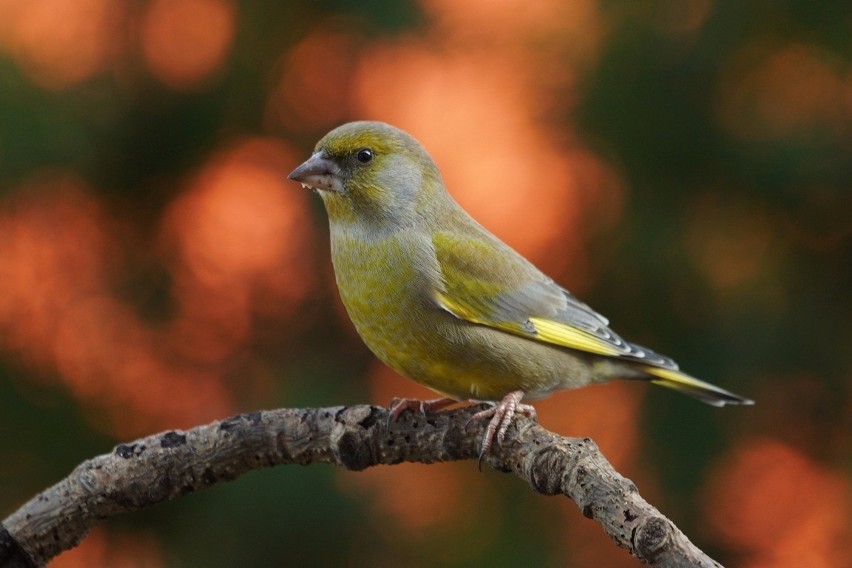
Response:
288,121,445,230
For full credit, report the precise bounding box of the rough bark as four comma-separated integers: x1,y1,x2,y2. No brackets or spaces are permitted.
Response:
0,405,722,567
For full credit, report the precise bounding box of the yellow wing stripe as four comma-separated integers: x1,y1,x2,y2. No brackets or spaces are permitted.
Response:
528,317,622,357
437,292,622,357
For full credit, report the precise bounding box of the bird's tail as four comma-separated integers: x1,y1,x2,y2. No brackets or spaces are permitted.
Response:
637,365,754,407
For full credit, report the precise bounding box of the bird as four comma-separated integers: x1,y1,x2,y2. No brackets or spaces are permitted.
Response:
288,121,753,459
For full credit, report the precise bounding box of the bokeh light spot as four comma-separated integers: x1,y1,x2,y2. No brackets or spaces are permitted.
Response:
140,0,235,91
160,137,317,369
716,42,851,141
265,23,362,132
0,0,120,90
52,526,164,568
703,438,851,567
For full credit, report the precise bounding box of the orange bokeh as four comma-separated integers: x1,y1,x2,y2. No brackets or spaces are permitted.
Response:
337,460,501,565
558,514,638,568
418,0,604,122
52,526,164,568
160,137,317,364
702,438,851,567
716,42,852,141
0,172,235,435
421,0,603,68
140,0,235,91
538,381,644,472
0,0,121,90
265,22,363,132
0,173,117,374
0,140,317,435
163,138,312,285
338,458,493,536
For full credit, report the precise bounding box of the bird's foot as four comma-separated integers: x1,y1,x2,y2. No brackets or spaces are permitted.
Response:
387,396,457,426
467,390,535,468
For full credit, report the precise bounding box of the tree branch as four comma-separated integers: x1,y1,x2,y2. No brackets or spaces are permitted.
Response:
1,405,722,567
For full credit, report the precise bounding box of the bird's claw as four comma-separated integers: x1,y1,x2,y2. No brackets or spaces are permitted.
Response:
467,390,535,469
387,392,535,470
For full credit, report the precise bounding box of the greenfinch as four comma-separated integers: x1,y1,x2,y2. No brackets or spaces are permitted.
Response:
289,121,753,456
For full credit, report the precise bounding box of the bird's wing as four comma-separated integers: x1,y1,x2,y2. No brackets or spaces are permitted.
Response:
431,231,678,369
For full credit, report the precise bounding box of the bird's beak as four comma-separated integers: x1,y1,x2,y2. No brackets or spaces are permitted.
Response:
287,153,343,192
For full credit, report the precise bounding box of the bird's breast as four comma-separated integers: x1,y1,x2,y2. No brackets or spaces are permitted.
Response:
329,230,439,362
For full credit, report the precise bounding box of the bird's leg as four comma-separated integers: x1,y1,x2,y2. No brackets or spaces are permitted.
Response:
468,390,535,466
387,396,457,423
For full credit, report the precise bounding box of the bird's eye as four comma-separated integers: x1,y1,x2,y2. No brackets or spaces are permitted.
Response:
356,149,373,164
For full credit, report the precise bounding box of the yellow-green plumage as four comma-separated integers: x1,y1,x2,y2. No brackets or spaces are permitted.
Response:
288,121,753,418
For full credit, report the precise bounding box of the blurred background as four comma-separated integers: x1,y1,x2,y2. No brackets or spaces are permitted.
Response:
0,0,849,566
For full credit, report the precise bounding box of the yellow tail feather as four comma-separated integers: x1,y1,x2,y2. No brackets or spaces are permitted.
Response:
639,366,754,407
